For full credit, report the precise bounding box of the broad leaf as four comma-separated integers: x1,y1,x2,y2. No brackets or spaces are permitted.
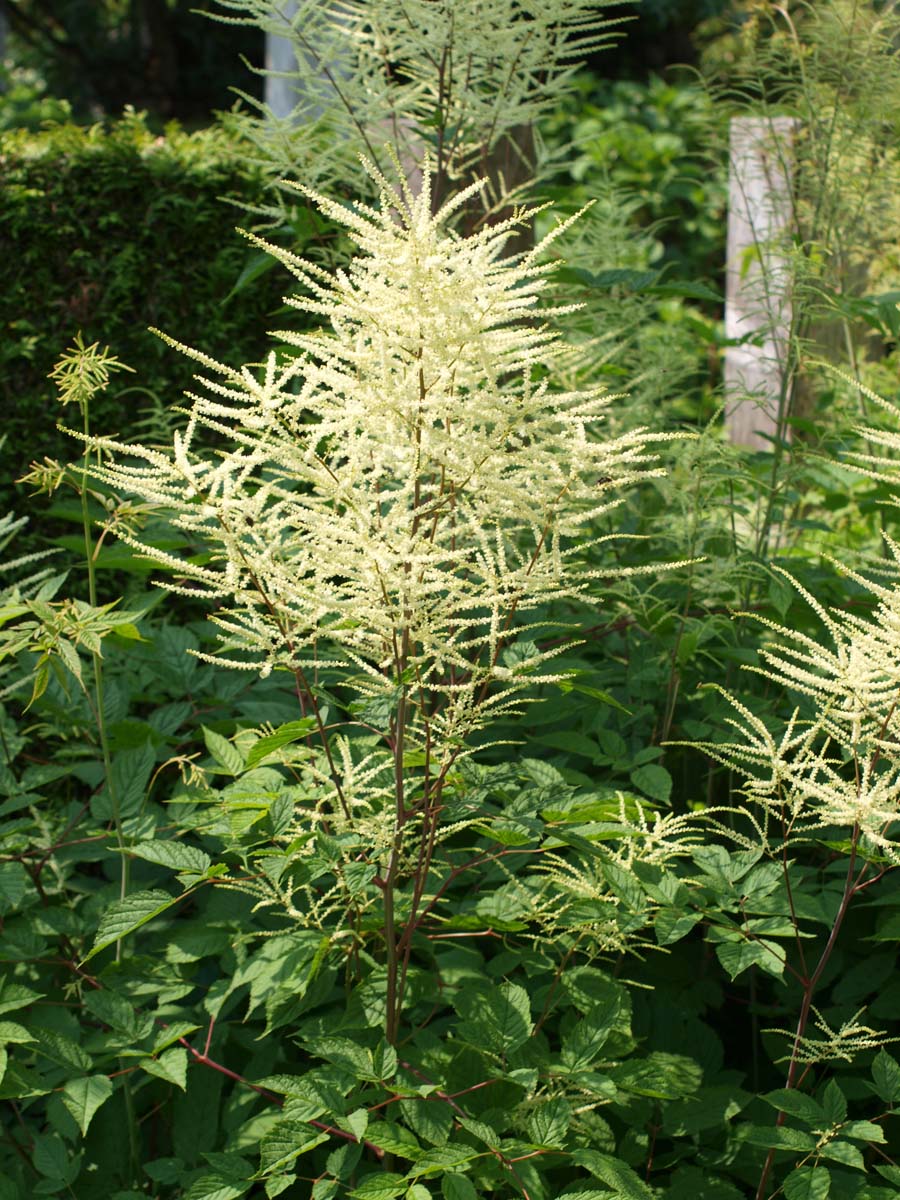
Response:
455,981,531,1055
245,720,316,769
82,889,183,963
783,1167,830,1200
139,1048,188,1091
61,1075,114,1136
131,840,211,875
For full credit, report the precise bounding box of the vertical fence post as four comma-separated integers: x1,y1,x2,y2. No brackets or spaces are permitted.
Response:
724,116,800,451
265,0,299,121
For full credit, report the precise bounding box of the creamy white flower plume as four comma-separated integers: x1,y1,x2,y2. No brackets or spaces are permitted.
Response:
83,157,679,752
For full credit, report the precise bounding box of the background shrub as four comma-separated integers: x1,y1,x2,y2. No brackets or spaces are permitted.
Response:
0,110,313,510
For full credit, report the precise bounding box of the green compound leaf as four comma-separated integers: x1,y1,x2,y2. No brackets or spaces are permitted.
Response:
783,1167,830,1200
716,938,785,981
762,1089,826,1127
265,1177,297,1200
454,981,531,1055
349,1173,407,1200
245,720,317,770
629,762,672,804
0,1021,35,1045
139,1047,188,1091
82,888,184,963
743,1125,817,1152
61,1074,114,1136
182,1175,250,1200
259,1121,329,1174
872,1049,900,1103
840,1118,886,1143
203,726,245,776
131,839,211,874
441,1178,478,1200
571,1149,656,1199
527,1096,571,1147
818,1140,865,1171
363,1122,421,1160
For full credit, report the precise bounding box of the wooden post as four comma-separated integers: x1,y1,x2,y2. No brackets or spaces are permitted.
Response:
724,116,800,451
264,1,299,121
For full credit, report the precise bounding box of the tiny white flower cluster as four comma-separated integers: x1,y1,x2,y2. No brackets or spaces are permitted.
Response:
85,157,672,768
701,552,900,861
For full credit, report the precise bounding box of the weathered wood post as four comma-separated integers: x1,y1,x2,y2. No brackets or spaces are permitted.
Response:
724,116,800,451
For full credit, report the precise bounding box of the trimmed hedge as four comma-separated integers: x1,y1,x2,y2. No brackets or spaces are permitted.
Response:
0,113,303,510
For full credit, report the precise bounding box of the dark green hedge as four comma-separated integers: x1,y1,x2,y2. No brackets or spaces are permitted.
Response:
0,113,298,510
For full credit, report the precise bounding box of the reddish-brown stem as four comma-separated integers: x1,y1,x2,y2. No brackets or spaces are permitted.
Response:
175,1034,385,1158
755,821,861,1200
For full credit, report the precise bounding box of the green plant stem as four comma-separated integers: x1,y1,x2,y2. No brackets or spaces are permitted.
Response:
384,681,408,1047
78,403,129,931
754,821,861,1200
78,396,141,1180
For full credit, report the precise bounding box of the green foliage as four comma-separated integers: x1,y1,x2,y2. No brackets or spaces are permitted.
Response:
541,73,729,280
0,110,322,512
5,2,900,1199
0,1,263,125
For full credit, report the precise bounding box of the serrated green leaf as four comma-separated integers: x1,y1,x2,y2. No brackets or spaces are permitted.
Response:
98,742,156,821
61,1074,113,1136
783,1167,830,1200
762,1089,826,1127
456,1117,496,1147
349,1174,407,1200
0,1020,35,1045
411,1146,480,1177
840,1119,885,1142
203,727,245,776
83,989,150,1040
83,888,183,963
182,1175,249,1200
139,1047,188,1091
245,720,316,770
399,1096,454,1147
131,839,211,874
571,1149,655,1199
259,1121,329,1173
33,1028,91,1070
441,1177,478,1200
610,1053,701,1101
655,907,702,945
527,1096,571,1147
716,938,784,980
313,1180,339,1200
743,1125,817,1151
822,1079,847,1125
455,981,531,1054
32,1133,70,1180
629,763,672,804
818,1140,864,1170
265,1177,297,1200
152,1022,199,1054
112,622,144,640
872,1050,900,1103
365,1122,422,1160
342,1108,369,1142
0,861,30,911
0,980,42,1017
